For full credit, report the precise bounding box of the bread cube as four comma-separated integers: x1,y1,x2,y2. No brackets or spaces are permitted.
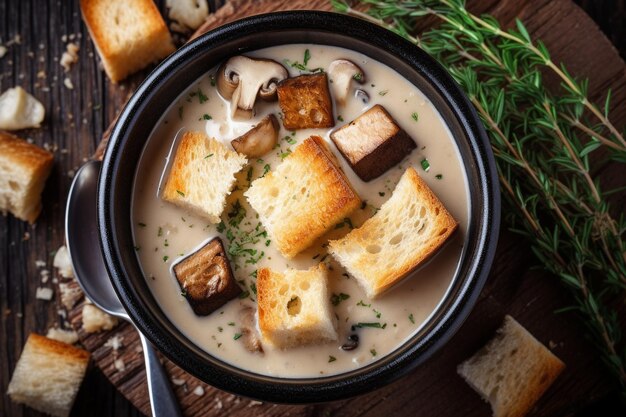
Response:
457,316,565,417
7,333,90,417
277,73,334,129
329,167,457,298
330,104,416,182
245,136,361,258
80,0,176,83
0,132,53,223
173,237,242,315
257,264,337,348
161,131,247,224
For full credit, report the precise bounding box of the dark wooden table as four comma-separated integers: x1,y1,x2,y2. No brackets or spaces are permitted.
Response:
1,1,625,416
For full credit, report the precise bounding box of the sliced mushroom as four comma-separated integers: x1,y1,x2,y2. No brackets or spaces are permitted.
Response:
230,114,279,158
355,89,370,105
217,56,288,119
240,307,263,353
328,59,366,106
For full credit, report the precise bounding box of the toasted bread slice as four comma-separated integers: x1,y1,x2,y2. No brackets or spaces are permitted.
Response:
0,132,53,223
330,104,416,181
277,73,334,129
257,264,337,348
80,0,176,83
245,136,361,258
458,316,565,417
162,131,247,224
329,167,457,298
7,333,90,417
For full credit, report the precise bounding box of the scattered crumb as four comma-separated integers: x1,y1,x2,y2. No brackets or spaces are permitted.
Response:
35,259,46,268
59,282,83,309
57,309,67,319
166,0,209,32
193,386,205,396
248,400,263,407
46,327,79,345
40,269,50,283
60,42,79,72
36,70,46,79
61,34,68,43
549,340,557,349
213,398,223,410
134,345,143,353
104,335,124,351
82,304,118,333
114,358,126,372
63,77,74,89
22,232,30,241
35,287,54,300
0,46,7,58
53,246,74,279
172,378,186,386
67,169,75,178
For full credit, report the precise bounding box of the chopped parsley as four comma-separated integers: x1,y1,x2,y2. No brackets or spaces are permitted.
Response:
378,90,389,96
283,49,324,73
238,290,250,299
353,72,363,81
373,309,381,318
157,227,163,237
204,153,214,159
190,88,208,103
436,174,443,180
218,326,223,332
409,313,415,324
352,322,386,330
303,48,311,66
137,222,147,228
330,292,350,306
262,164,271,177
328,355,336,363
411,112,419,122
163,255,169,262
209,74,216,87
201,113,212,120
421,158,431,172
250,283,257,295
370,349,377,356
216,221,226,233
228,322,235,326
337,115,344,122
233,333,242,340
357,300,371,307
176,190,185,197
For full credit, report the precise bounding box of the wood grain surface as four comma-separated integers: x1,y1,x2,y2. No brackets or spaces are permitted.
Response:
1,0,625,416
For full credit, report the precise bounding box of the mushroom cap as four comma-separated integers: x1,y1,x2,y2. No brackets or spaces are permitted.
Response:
217,56,288,118
328,59,366,106
231,114,280,158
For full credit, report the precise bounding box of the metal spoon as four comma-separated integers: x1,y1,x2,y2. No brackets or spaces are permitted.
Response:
65,160,183,417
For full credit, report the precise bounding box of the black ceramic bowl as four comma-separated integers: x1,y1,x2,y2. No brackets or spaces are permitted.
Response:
98,11,500,403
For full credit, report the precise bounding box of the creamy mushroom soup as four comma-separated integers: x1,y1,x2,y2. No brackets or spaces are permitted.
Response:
132,44,469,377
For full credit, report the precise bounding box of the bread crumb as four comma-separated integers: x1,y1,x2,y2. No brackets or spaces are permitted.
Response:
172,378,186,386
22,231,30,241
46,327,79,345
60,42,79,72
104,335,124,351
35,259,46,268
40,269,50,283
35,287,54,300
166,0,209,32
214,398,223,410
82,304,118,333
0,46,7,58
248,400,263,407
53,246,74,279
549,340,557,349
59,282,82,309
193,386,205,396
63,77,73,89
114,358,126,372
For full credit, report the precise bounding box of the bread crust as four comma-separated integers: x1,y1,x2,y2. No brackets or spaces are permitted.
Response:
0,132,54,223
26,333,90,364
329,167,457,297
245,136,361,258
80,0,175,82
277,73,335,129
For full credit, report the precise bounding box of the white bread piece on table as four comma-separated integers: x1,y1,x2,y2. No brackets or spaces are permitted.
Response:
80,0,176,83
245,135,361,258
82,304,119,333
457,315,565,417
329,167,457,298
257,263,337,348
162,131,247,224
7,333,90,417
0,131,53,223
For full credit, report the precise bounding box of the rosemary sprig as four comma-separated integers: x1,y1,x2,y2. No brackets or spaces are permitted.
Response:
333,0,626,392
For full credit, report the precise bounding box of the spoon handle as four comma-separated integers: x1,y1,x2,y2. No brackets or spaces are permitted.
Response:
139,332,184,417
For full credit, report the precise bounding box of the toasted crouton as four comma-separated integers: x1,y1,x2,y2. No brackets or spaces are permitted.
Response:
331,104,416,181
173,237,241,316
277,73,334,129
257,264,337,348
7,333,90,417
329,167,457,298
0,131,53,223
162,131,247,224
458,316,565,417
245,136,361,258
80,0,176,83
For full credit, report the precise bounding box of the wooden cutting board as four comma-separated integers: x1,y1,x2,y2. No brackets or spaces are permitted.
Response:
61,0,626,416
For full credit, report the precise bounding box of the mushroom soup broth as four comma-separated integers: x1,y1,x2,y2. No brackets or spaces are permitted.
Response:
132,44,469,377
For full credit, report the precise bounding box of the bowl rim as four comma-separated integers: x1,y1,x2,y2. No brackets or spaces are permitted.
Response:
98,10,500,403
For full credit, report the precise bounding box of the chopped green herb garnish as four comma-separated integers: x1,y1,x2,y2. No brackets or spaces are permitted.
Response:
337,115,344,122
262,164,271,177
284,135,297,145
233,333,242,340
250,270,258,278
228,322,235,326
138,222,146,227
353,72,363,81
328,355,336,363
265,239,271,246
209,74,216,87
409,313,415,323
370,349,377,356
157,227,163,237
246,167,253,182
238,290,250,299
204,153,214,159
176,190,185,197
280,149,292,160
193,88,208,103
411,112,419,122
379,90,389,96
352,322,385,330
216,221,226,233
250,283,257,295
331,292,350,306
202,113,212,120
218,326,223,332
373,309,381,318
357,300,371,307
163,255,169,262
164,239,169,247
178,106,184,120
180,289,187,296
304,49,311,66
421,158,430,172
435,174,443,180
